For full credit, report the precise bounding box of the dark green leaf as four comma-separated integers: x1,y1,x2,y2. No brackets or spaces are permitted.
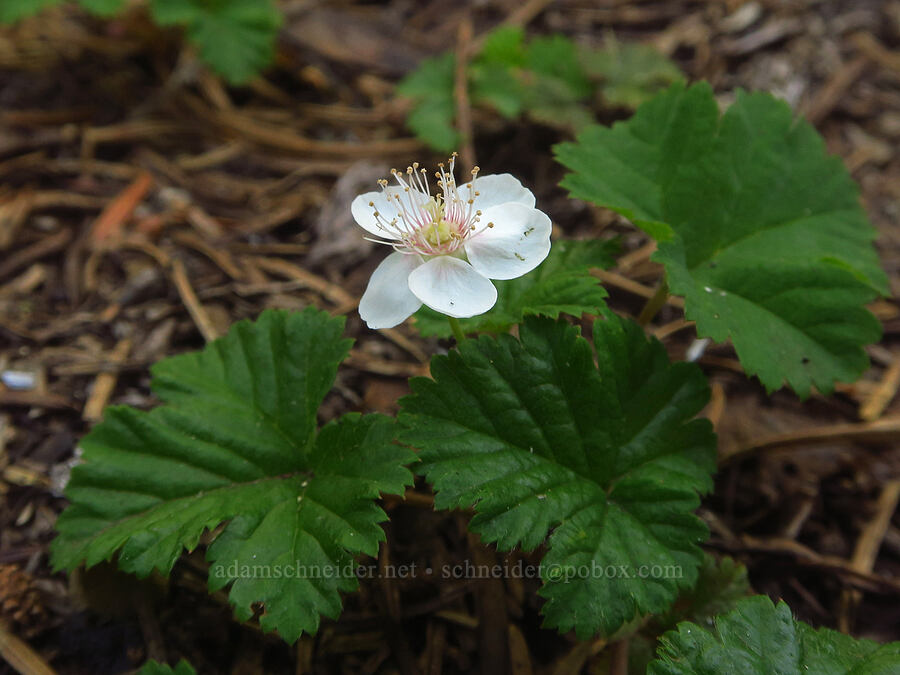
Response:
400,314,716,638
658,554,750,631
629,555,750,674
139,659,197,675
556,82,887,397
412,239,617,338
649,595,900,675
52,309,416,642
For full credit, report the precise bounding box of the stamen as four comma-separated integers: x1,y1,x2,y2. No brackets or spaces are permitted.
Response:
365,156,481,256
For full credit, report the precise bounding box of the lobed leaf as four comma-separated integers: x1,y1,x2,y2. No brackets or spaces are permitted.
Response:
657,554,750,631
396,52,459,152
400,28,679,151
469,26,527,119
648,595,900,675
629,554,751,673
556,82,887,397
581,40,684,109
413,239,617,338
400,314,716,638
52,309,416,643
150,0,282,84
526,34,592,101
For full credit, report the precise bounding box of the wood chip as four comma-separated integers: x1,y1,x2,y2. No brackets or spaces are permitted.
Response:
171,259,220,342
839,480,900,632
0,227,72,282
83,338,133,423
0,621,57,675
89,171,153,245
860,355,900,421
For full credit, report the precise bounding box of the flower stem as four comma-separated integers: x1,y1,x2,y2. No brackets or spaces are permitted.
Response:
448,317,467,344
637,280,669,326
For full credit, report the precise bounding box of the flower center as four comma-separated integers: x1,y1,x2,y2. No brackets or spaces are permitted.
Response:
423,211,453,246
366,154,483,257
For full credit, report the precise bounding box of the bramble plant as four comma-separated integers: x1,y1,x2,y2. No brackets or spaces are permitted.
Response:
0,0,281,84
51,80,900,671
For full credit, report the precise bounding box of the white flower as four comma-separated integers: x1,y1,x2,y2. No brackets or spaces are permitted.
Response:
352,155,552,329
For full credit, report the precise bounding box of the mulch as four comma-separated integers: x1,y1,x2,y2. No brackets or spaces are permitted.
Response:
1,1,899,673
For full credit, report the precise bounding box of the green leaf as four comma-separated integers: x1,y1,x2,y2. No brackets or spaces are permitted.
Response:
0,0,61,22
470,27,528,118
477,26,526,68
648,595,900,675
412,239,618,338
149,0,197,24
658,554,749,631
139,659,197,675
397,52,459,152
524,73,595,131
400,314,716,638
629,555,750,674
470,63,526,119
77,0,126,17
526,35,592,101
52,309,416,643
150,0,282,84
581,40,684,109
556,82,887,397
521,35,594,131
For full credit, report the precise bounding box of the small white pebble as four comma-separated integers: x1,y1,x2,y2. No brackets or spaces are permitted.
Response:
686,338,711,363
1,370,36,390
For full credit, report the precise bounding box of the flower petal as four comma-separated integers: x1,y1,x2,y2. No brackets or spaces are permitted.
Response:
359,252,423,329
351,187,427,240
464,203,552,280
408,257,498,318
469,174,536,211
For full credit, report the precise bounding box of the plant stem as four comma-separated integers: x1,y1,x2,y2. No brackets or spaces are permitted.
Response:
448,317,467,344
637,280,669,326
608,638,630,675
